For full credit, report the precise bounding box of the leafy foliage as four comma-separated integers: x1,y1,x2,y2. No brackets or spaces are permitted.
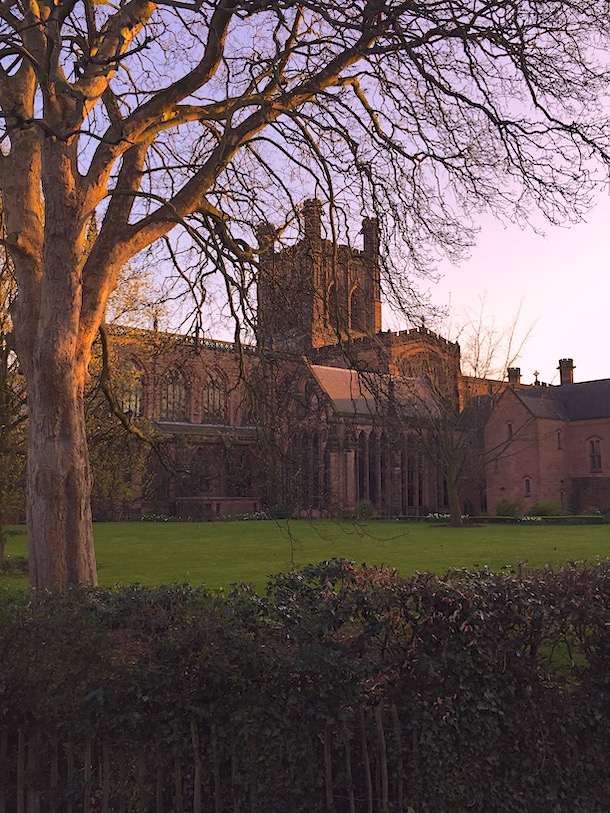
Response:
495,499,523,517
0,561,609,810
0,555,27,576
529,501,569,517
356,499,375,520
268,503,293,520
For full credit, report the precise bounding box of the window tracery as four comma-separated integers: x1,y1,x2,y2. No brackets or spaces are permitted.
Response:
120,360,144,417
202,373,227,424
161,367,187,421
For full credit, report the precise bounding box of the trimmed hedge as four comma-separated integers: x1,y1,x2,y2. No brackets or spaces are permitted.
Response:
477,515,605,525
393,515,605,524
0,560,609,811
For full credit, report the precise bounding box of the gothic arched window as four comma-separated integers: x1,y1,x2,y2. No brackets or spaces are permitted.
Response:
120,360,144,417
357,431,368,502
305,382,320,415
202,373,227,424
161,368,187,421
326,280,347,335
349,286,367,333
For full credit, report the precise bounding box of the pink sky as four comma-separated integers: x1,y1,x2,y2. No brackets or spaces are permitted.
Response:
431,191,610,385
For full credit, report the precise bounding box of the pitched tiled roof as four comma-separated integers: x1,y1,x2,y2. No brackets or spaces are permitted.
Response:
513,379,610,421
562,379,610,419
512,388,569,419
308,363,436,418
308,365,379,416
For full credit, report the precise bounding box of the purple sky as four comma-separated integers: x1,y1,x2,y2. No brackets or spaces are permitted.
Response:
431,191,609,386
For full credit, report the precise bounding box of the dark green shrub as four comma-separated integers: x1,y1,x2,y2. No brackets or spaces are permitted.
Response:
0,555,28,576
355,498,374,519
529,500,568,516
268,502,293,519
469,515,518,523
0,561,608,812
495,499,522,517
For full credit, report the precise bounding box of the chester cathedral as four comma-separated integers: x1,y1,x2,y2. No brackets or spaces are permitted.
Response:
100,200,610,520
100,199,479,522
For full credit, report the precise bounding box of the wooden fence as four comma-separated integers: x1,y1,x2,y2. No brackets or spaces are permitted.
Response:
0,704,414,813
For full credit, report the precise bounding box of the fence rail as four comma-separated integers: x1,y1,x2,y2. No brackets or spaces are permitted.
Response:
0,704,413,813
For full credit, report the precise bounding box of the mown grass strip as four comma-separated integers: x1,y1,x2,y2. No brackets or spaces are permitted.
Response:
2,520,609,592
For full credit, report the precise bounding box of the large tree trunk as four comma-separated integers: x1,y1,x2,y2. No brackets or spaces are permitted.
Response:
25,368,97,588
24,350,97,588
447,478,464,528
8,126,100,587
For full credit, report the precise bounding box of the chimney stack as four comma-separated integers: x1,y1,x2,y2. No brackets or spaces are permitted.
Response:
558,358,575,386
507,367,521,386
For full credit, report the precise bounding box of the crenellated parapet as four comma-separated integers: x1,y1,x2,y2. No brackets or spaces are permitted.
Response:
257,200,382,352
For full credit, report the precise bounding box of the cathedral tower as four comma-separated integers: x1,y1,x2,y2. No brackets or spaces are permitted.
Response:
257,201,382,352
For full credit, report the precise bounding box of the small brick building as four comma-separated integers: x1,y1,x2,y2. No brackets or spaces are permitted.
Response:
484,361,610,514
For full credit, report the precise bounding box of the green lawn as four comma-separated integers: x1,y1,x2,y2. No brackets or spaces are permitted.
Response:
3,520,610,592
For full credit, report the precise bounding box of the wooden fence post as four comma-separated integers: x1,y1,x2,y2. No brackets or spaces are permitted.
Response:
324,721,334,811
391,704,405,812
359,709,373,813
101,742,111,813
16,729,25,813
375,703,389,812
0,729,8,813
83,737,93,813
342,720,356,813
191,719,202,813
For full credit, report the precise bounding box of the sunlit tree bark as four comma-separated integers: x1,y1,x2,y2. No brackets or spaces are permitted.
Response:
0,0,609,584
0,204,25,556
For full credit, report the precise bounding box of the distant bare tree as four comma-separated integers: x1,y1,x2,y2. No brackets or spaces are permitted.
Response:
450,298,535,382
1,0,610,584
391,306,533,527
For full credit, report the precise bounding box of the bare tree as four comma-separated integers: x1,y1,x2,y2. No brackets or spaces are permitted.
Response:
390,306,534,527
449,298,535,382
1,1,609,585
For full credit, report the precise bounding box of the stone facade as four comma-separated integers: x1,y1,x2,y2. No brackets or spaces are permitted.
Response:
103,202,609,521
110,329,257,518
104,202,471,520
107,324,466,520
484,367,610,513
257,199,382,352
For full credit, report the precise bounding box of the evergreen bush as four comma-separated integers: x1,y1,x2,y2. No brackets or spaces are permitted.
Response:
529,500,569,516
0,561,608,811
268,502,293,520
355,499,375,519
494,499,522,517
